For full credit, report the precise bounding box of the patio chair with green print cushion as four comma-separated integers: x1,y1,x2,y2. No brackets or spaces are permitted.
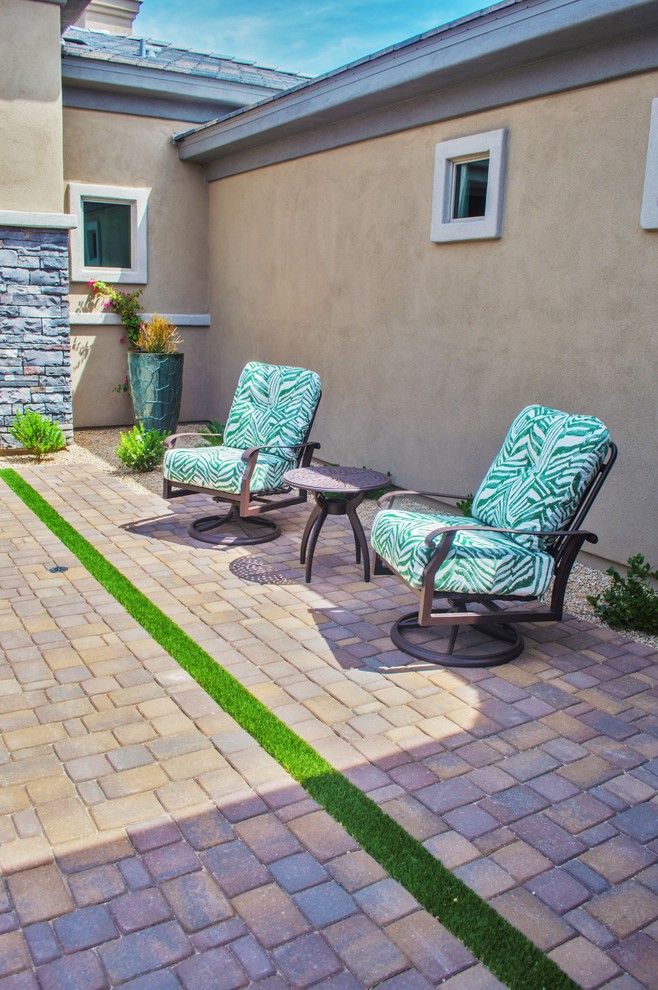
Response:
163,361,322,546
371,405,617,667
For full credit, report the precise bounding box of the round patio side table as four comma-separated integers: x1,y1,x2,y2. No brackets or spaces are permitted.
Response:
283,465,389,583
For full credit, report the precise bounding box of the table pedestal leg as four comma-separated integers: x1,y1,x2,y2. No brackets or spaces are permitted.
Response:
345,493,370,581
300,502,322,564
300,499,328,583
299,491,371,583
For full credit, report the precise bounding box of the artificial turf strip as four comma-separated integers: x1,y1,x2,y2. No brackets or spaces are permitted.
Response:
1,467,579,990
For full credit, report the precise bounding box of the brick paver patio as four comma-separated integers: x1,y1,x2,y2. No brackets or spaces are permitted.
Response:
1,460,657,989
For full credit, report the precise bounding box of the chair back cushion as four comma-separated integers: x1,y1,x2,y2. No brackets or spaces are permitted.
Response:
472,405,610,545
223,362,321,460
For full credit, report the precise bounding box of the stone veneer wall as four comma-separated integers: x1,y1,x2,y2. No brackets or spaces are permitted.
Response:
0,227,73,446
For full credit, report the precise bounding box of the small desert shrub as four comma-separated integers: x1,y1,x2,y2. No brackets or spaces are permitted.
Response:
588,554,658,634
456,493,474,516
135,315,182,354
116,425,168,472
9,410,66,462
198,420,224,446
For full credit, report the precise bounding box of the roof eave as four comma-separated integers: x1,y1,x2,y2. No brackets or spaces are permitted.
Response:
61,55,292,109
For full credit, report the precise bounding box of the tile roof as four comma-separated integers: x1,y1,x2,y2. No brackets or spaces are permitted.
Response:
61,27,311,91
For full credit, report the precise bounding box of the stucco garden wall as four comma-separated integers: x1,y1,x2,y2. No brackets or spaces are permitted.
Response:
205,71,658,569
64,108,211,426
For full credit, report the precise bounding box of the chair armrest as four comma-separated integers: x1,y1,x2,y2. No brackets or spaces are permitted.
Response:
164,432,219,449
240,441,321,463
377,489,470,509
423,523,598,547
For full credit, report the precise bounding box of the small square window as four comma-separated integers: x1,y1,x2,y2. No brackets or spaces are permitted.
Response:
430,129,508,242
68,183,150,283
452,158,490,219
83,201,132,268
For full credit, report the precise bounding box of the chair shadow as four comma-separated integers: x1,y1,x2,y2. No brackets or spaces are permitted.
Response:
119,495,311,581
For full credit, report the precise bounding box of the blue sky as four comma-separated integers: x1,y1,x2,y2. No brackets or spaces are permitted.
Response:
134,0,489,77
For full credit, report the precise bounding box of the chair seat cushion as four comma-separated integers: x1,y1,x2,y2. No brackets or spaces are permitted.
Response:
371,509,554,597
163,445,294,494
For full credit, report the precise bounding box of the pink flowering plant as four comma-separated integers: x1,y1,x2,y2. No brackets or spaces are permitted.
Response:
88,280,143,392
89,280,143,343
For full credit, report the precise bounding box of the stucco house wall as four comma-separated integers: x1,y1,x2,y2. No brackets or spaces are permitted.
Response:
0,0,64,213
0,0,307,441
0,0,76,443
64,108,211,426
204,70,658,569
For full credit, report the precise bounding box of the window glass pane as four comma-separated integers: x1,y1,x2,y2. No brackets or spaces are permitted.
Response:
83,200,132,268
452,159,489,219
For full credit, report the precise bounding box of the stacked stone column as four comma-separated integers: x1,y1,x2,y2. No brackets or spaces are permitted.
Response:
0,227,73,446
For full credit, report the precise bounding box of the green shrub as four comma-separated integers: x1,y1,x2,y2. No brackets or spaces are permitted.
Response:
456,493,474,516
198,420,224,446
116,425,167,472
587,554,658,634
9,410,66,462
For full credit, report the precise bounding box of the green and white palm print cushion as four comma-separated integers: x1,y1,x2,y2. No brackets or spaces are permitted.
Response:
223,362,321,460
472,405,610,548
163,362,321,494
163,445,295,495
371,509,555,596
371,405,609,598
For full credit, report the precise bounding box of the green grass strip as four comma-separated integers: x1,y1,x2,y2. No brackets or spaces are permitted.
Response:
1,467,578,990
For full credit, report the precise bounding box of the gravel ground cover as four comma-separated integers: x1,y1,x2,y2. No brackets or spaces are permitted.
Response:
3,424,656,649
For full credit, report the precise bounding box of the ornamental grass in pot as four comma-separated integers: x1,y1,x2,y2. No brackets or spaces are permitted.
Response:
127,315,184,435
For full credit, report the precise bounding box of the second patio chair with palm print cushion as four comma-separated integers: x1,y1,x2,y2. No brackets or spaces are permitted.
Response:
371,404,616,667
163,361,322,546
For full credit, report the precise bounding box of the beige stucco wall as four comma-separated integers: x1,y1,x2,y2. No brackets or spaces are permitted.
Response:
206,71,658,568
0,0,64,211
70,326,209,426
64,108,211,426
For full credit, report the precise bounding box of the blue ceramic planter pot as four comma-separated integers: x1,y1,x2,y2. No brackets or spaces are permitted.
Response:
127,352,184,435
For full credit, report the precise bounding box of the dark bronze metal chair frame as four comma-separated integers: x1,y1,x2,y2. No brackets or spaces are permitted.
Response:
163,403,321,547
373,442,617,668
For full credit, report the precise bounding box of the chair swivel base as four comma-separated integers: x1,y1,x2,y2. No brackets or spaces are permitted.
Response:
188,504,281,547
391,608,525,668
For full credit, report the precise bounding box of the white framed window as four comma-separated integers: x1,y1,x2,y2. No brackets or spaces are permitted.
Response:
641,98,658,230
430,128,508,242
68,182,150,283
